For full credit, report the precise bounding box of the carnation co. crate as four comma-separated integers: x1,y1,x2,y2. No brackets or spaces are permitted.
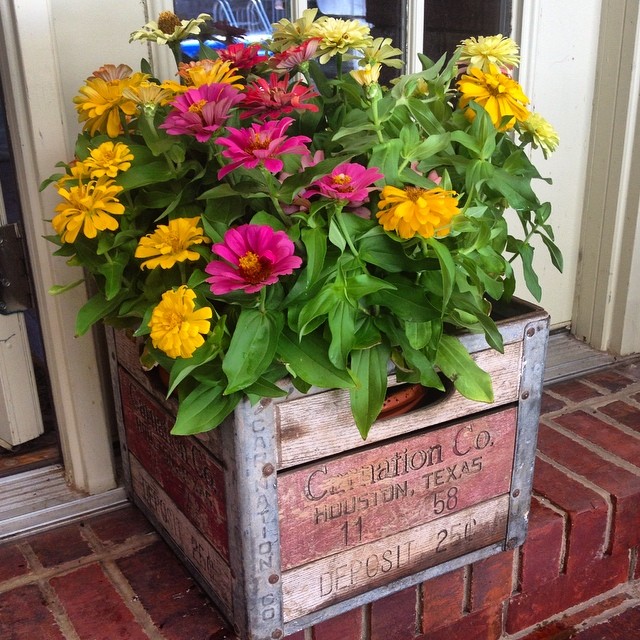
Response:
108,300,549,640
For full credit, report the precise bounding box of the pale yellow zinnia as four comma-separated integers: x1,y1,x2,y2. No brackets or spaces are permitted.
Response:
376,185,460,239
520,112,560,157
360,37,404,69
270,8,320,52
135,217,210,270
457,64,529,131
52,177,125,243
457,34,520,72
310,17,373,65
149,286,212,359
84,141,134,178
130,11,210,45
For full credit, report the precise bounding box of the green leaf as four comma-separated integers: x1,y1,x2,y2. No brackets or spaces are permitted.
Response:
298,286,339,336
540,233,564,272
328,217,347,252
223,309,284,394
49,279,85,295
301,226,327,286
518,242,542,301
75,290,127,336
435,334,494,402
171,383,240,435
426,238,455,312
368,275,440,322
277,329,354,389
328,300,357,368
97,260,126,301
349,343,391,439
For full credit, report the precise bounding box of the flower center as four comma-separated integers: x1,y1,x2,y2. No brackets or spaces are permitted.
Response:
332,173,352,186
405,186,427,202
157,11,181,34
188,99,208,113
247,132,271,152
238,251,271,284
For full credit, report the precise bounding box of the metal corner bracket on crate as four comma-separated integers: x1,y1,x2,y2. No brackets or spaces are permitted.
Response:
108,300,550,640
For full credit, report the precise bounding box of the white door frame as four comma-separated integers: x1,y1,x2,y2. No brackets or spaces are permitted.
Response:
0,0,116,494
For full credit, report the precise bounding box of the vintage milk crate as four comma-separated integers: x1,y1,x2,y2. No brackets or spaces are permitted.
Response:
108,299,549,640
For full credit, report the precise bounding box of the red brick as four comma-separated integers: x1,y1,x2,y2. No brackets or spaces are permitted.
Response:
540,392,567,414
0,543,30,582
506,552,629,633
582,369,635,392
537,424,640,551
422,567,465,632
25,522,93,567
598,400,640,433
471,550,514,611
313,607,362,640
518,593,631,640
419,604,502,640
116,540,229,640
51,563,148,640
285,632,305,640
370,586,417,640
0,584,65,639
532,457,608,571
553,410,640,469
547,380,602,403
571,603,640,639
633,392,640,403
87,504,155,545
519,498,564,591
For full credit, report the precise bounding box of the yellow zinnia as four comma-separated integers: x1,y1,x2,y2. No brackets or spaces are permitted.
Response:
376,185,460,239
149,286,212,359
73,65,148,137
457,64,529,131
520,113,560,157
52,177,125,243
177,59,244,90
310,17,373,65
135,217,210,270
350,63,381,87
457,35,520,72
84,141,134,178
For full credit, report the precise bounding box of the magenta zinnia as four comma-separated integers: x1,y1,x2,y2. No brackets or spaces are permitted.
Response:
215,117,311,178
205,224,302,294
241,73,319,121
148,286,212,359
303,162,383,205
270,38,321,72
160,83,244,143
135,217,209,269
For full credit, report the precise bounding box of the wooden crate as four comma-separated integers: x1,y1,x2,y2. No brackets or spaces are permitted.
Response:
108,300,549,640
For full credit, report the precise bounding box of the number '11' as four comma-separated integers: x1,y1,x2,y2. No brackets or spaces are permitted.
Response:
341,516,363,546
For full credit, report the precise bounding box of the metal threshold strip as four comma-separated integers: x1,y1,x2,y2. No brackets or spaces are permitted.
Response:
0,464,127,540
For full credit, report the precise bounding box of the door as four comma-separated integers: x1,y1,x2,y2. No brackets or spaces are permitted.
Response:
0,90,44,449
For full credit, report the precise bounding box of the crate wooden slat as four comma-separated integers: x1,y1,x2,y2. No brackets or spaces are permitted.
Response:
108,301,550,640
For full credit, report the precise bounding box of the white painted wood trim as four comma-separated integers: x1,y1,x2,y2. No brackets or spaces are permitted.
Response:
0,0,116,493
573,0,640,355
406,0,425,74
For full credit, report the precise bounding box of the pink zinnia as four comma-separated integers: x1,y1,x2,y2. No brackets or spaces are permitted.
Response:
159,83,244,143
215,117,311,178
303,162,384,205
270,38,321,72
241,73,319,121
205,224,302,294
217,43,268,69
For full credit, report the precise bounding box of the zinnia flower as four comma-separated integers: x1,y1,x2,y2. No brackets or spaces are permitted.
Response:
159,83,245,142
52,177,125,243
73,64,147,137
457,64,529,131
360,37,404,69
303,163,383,205
376,185,460,239
122,81,175,115
241,74,319,121
148,286,212,359
218,43,268,69
270,8,320,52
270,38,321,72
457,35,520,73
135,217,210,270
520,113,560,157
130,12,210,45
205,225,302,294
350,63,382,87
215,117,311,179
84,141,133,178
310,16,373,65
177,59,244,89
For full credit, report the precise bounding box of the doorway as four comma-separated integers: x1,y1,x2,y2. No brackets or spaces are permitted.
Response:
0,77,61,477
